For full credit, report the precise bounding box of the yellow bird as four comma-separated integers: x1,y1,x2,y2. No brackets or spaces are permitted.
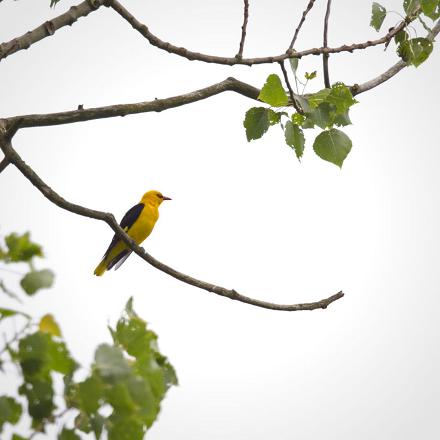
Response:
94,190,171,276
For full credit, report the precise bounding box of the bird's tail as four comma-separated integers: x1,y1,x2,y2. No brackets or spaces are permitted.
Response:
94,260,107,276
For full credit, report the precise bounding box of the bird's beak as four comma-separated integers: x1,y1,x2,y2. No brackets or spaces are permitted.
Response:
162,196,172,201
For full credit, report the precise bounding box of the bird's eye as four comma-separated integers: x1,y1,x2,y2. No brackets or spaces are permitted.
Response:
158,193,163,199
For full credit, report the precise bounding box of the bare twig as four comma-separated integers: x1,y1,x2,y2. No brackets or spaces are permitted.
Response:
352,16,440,96
109,0,417,66
279,61,303,114
2,78,259,130
0,136,344,312
323,0,332,88
0,0,108,62
236,0,249,58
287,0,317,51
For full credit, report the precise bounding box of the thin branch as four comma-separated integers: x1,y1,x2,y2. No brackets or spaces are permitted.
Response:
0,136,344,312
279,61,303,114
109,0,417,66
352,16,440,96
236,0,249,59
287,0,317,51
0,0,108,62
323,0,332,88
2,78,259,130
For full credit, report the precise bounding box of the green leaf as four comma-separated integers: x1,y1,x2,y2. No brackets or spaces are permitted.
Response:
308,88,331,108
243,107,271,141
398,37,434,66
394,30,409,45
0,396,22,430
371,2,387,31
421,0,440,19
304,71,317,80
39,314,61,337
12,434,27,440
292,113,305,126
78,375,104,415
289,58,299,75
333,110,352,127
268,109,287,126
4,232,42,262
108,414,145,440
404,0,420,13
20,269,54,295
284,122,305,160
313,129,352,168
19,379,55,421
306,102,334,129
327,83,358,114
59,428,81,440
94,344,131,382
258,74,289,107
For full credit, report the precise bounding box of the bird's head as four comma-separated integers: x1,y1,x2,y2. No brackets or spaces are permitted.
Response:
141,190,172,206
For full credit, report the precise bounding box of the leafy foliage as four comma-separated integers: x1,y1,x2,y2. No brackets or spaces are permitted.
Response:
398,37,434,66
244,73,357,167
0,233,177,439
371,2,387,31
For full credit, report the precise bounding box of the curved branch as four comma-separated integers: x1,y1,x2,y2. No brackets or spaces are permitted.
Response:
4,78,260,130
0,0,107,62
109,0,417,66
0,157,9,173
288,0,317,51
352,16,440,96
0,135,344,312
236,0,249,59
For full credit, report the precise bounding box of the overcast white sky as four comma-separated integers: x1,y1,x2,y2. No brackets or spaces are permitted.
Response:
1,0,440,439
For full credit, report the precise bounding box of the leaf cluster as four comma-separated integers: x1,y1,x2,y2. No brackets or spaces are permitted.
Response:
371,1,437,67
243,73,357,168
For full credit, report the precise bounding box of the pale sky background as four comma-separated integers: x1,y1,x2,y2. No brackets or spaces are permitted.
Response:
1,0,440,439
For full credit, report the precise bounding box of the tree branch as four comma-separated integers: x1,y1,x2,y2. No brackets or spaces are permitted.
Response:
109,0,417,66
0,157,9,174
351,16,440,96
322,0,332,88
0,135,344,312
236,0,249,59
279,61,303,114
0,0,108,62
3,78,260,130
287,0,316,51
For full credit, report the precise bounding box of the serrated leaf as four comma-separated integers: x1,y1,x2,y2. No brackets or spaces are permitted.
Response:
398,37,433,66
268,109,286,126
0,396,22,430
292,113,305,126
4,232,42,262
243,107,271,141
289,58,299,75
371,2,387,31
333,110,352,127
313,129,352,167
20,269,54,295
394,29,409,44
327,83,358,114
258,74,289,107
284,122,305,160
39,314,61,337
59,428,81,440
306,102,334,129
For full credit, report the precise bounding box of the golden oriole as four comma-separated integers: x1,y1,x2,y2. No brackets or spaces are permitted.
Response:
94,190,171,276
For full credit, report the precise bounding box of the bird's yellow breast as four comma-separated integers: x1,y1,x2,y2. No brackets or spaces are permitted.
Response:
127,202,159,244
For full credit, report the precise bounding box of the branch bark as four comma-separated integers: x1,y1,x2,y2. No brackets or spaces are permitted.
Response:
322,0,332,88
3,78,260,130
352,16,440,96
0,0,107,62
0,133,344,312
109,0,416,66
287,0,316,51
236,0,249,59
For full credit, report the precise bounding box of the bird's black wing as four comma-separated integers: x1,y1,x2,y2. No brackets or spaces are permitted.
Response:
102,203,145,260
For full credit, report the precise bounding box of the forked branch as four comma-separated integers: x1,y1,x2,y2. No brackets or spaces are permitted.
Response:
0,133,344,312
